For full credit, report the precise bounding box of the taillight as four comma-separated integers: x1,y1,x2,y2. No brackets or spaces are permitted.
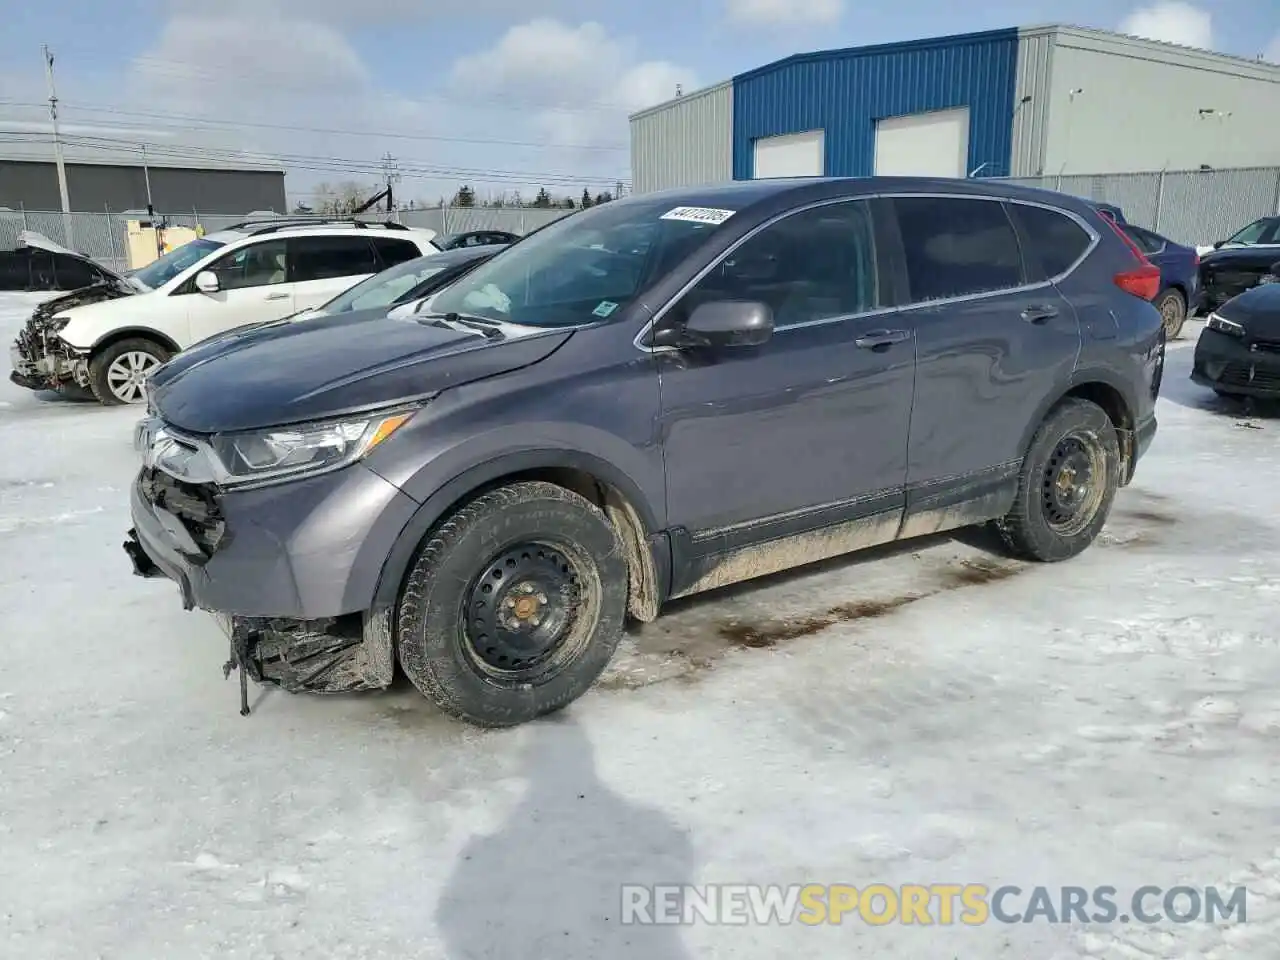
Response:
1114,263,1162,300
1101,213,1162,301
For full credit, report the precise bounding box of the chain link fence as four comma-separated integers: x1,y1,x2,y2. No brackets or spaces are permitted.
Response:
0,204,579,274
1000,166,1280,247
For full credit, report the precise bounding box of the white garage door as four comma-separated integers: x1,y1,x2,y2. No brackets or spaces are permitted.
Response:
873,107,970,178
753,130,825,179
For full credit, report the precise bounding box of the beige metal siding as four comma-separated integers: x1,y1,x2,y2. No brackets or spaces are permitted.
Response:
1042,27,1280,175
1011,28,1055,177
629,81,733,194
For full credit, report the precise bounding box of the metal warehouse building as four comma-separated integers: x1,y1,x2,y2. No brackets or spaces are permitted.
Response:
0,142,287,214
630,25,1280,192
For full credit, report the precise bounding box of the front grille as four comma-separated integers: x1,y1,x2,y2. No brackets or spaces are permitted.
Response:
138,466,226,557
1218,362,1280,391
1250,339,1280,355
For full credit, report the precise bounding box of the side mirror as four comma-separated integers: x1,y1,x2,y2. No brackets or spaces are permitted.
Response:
195,270,220,294
683,300,773,348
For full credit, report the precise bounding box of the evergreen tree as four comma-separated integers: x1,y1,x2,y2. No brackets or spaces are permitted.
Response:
453,185,476,207
533,187,552,208
581,188,593,209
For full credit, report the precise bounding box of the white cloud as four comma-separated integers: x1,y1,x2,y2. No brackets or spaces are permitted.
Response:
1265,33,1280,64
1118,2,1213,50
725,0,843,27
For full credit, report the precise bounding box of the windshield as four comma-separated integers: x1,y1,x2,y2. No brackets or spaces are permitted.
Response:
1224,219,1278,245
318,255,455,314
425,199,732,327
130,237,226,290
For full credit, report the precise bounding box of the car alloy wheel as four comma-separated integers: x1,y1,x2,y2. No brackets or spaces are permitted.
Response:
105,350,161,404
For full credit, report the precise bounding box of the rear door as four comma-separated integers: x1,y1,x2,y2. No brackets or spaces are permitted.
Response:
891,195,1082,501
288,235,381,310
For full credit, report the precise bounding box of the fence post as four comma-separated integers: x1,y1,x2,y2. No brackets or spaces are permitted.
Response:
105,203,119,268
1055,173,1063,192
1153,170,1167,232
20,202,27,230
1273,170,1280,215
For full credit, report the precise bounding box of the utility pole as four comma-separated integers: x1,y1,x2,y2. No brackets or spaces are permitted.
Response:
43,44,74,248
380,152,401,217
141,143,154,216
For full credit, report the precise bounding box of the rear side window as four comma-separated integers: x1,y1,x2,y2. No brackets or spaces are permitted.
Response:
679,199,879,329
289,236,379,283
1008,204,1093,282
894,197,1023,302
373,237,422,268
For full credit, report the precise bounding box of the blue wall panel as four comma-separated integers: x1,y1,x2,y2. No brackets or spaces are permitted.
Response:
732,29,1019,180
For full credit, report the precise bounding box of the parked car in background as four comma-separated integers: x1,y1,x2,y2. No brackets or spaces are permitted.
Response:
126,177,1163,728
10,219,439,405
1197,238,1280,315
1114,222,1199,338
1191,276,1280,400
0,231,122,292
433,230,520,250
1092,202,1127,225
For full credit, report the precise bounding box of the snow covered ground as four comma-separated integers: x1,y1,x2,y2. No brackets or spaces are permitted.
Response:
1,291,1277,960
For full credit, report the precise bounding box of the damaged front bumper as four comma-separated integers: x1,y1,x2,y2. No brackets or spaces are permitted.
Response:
10,327,89,392
124,453,419,714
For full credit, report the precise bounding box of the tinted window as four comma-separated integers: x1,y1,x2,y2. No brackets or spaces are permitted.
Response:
895,197,1023,302
677,200,878,330
373,237,422,268
29,250,56,289
289,236,379,283
1008,203,1093,282
0,252,30,290
52,253,97,290
208,239,288,290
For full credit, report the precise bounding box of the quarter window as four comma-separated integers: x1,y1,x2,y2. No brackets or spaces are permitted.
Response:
288,236,380,283
1008,203,1094,281
894,197,1023,302
207,240,288,290
676,200,879,330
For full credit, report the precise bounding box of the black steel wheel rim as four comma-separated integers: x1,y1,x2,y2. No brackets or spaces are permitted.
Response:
1041,435,1103,534
462,541,592,683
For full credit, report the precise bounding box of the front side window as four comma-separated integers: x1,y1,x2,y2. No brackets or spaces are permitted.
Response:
895,197,1023,303
134,237,225,291
207,239,288,290
427,197,732,327
671,200,879,330
289,236,379,283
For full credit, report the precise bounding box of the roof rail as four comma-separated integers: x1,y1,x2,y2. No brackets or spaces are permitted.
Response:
220,217,414,235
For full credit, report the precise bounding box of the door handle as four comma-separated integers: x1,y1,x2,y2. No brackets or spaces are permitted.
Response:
264,292,290,301
854,329,911,350
1021,304,1059,324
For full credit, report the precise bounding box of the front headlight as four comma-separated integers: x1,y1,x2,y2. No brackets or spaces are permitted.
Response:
210,410,415,486
1206,313,1245,338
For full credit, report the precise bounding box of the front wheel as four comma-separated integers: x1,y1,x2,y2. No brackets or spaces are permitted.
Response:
997,398,1121,562
88,338,171,405
396,481,628,727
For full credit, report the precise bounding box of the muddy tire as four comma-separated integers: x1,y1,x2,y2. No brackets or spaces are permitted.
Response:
997,398,1121,562
88,337,171,406
396,481,628,727
1155,288,1186,340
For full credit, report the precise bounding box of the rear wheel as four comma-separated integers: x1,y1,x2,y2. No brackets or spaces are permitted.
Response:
396,481,628,727
88,338,171,405
997,398,1121,562
1155,288,1186,340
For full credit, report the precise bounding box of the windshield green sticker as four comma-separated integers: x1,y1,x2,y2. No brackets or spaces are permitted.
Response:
593,301,619,318
660,206,736,225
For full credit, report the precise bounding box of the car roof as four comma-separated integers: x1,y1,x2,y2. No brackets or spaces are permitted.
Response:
202,223,438,245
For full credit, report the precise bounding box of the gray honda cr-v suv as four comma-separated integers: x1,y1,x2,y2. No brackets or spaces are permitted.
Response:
126,177,1165,727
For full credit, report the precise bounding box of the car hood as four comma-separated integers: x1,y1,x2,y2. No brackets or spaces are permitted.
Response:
31,278,136,324
1200,245,1280,269
1216,284,1280,338
148,308,573,434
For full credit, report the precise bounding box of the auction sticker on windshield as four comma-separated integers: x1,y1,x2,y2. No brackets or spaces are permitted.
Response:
660,206,736,225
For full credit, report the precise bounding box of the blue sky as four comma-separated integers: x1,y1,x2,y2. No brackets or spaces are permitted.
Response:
1,0,1276,207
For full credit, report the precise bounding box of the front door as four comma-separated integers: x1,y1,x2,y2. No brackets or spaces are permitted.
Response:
654,199,916,595
888,195,1080,523
183,238,293,346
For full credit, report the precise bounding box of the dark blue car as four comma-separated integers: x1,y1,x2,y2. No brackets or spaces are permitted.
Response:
1114,222,1199,339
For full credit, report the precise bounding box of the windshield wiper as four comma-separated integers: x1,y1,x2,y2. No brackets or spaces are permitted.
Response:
420,312,505,340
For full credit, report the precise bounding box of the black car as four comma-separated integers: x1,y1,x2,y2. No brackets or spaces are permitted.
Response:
434,230,520,250
1191,271,1280,399
1198,242,1280,314
0,233,123,292
126,178,1162,728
